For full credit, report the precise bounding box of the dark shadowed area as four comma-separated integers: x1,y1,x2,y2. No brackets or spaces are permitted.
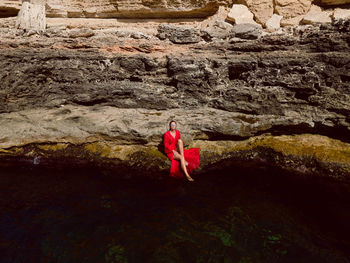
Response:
0,165,349,263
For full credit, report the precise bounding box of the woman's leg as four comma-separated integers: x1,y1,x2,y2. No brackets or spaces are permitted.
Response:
173,150,194,181
176,139,188,166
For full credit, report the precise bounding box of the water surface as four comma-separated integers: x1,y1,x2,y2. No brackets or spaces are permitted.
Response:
0,165,349,263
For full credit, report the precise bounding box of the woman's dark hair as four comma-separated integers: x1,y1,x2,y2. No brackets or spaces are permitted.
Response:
169,120,176,130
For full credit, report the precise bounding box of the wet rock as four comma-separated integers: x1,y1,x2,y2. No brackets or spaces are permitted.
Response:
1,133,350,182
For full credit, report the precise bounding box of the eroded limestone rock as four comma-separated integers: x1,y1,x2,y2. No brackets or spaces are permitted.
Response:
302,5,332,24
157,24,201,43
1,133,350,181
236,0,274,26
275,0,313,24
226,4,257,25
1,11,350,183
266,14,283,31
16,0,46,31
332,8,350,20
68,28,95,38
231,23,262,39
0,0,21,17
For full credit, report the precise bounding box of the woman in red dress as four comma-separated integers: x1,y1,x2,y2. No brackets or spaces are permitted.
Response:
163,121,200,181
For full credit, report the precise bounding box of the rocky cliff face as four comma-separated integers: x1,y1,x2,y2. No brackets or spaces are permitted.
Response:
0,0,350,181
1,0,231,18
1,0,350,19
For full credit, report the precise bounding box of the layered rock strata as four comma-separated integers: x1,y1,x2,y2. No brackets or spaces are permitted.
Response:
1,0,350,23
1,0,231,18
0,16,349,180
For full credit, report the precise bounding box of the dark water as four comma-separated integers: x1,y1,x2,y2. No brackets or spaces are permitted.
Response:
0,165,349,263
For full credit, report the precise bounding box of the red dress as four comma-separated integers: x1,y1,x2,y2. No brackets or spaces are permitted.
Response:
163,130,200,178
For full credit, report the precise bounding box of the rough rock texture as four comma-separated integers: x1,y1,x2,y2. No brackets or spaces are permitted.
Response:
0,14,350,180
231,22,262,38
157,24,202,43
333,8,350,20
0,0,21,17
236,0,274,26
226,4,257,25
200,20,234,40
266,14,282,31
1,0,234,18
302,5,332,24
280,15,305,26
15,0,46,31
275,0,313,19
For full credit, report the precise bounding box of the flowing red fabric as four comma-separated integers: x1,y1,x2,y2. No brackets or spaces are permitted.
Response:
163,130,200,178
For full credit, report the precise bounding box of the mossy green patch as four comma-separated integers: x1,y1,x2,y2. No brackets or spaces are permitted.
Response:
105,244,128,263
38,143,68,152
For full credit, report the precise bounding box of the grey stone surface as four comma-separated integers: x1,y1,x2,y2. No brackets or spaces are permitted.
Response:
231,23,262,39
157,24,201,44
200,20,234,41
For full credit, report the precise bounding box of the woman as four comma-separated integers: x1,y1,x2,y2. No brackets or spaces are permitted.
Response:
163,121,200,181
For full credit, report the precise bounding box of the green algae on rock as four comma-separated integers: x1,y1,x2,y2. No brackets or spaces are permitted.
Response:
0,134,349,181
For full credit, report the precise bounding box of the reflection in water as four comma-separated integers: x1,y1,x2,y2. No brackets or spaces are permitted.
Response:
0,165,349,263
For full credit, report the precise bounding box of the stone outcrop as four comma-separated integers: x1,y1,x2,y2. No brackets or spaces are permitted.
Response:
1,0,350,27
0,0,21,17
236,0,274,26
230,23,262,38
4,0,233,18
302,5,332,24
0,0,350,183
15,0,46,31
0,17,350,180
157,24,202,44
275,0,313,25
275,0,313,19
332,8,350,20
265,14,282,31
226,4,257,25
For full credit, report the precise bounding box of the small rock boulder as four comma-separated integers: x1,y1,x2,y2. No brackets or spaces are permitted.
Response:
332,8,350,20
275,0,312,20
16,0,46,32
236,0,274,26
226,4,257,25
280,15,304,26
266,14,283,31
302,5,332,25
201,21,234,41
157,24,201,44
231,23,262,39
68,28,95,38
